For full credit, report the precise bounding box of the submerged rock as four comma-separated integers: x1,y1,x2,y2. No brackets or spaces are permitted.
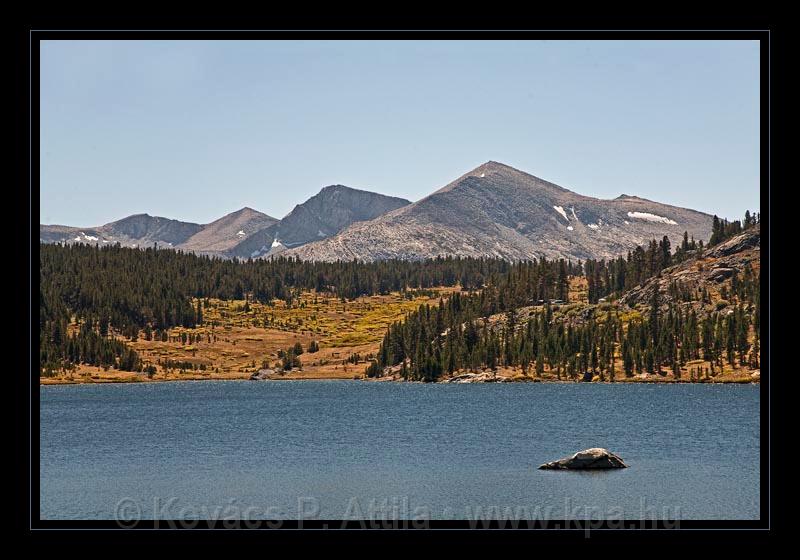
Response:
539,448,627,470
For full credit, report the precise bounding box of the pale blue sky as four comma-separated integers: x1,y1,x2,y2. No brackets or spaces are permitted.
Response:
40,40,760,226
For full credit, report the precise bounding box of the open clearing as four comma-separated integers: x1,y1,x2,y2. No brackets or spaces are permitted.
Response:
43,288,459,384
42,277,757,385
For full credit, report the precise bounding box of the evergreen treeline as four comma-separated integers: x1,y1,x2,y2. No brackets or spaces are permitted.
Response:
39,317,142,377
583,233,705,304
368,284,759,382
40,212,760,378
39,242,579,373
708,210,760,247
584,236,677,304
367,259,581,381
367,215,761,381
584,210,760,304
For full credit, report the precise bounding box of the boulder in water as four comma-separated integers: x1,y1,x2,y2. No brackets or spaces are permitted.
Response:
539,448,627,470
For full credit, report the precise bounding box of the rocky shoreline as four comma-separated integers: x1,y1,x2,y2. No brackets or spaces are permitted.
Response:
438,370,759,384
41,368,760,386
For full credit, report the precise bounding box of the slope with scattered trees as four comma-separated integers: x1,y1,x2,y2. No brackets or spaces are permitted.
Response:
366,215,760,383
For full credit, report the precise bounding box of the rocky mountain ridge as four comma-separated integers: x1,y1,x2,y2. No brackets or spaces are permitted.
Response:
285,161,714,262
41,161,717,263
40,186,409,259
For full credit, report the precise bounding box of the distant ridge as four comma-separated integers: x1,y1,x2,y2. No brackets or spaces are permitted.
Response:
40,214,204,248
179,208,278,255
39,185,410,259
285,161,714,262
40,161,713,262
226,185,411,259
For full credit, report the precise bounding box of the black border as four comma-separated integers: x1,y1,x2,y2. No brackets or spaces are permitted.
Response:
22,26,773,540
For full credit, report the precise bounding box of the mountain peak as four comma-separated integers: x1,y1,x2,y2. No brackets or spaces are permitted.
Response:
286,161,713,263
431,160,566,197
614,194,656,204
201,207,276,227
470,160,518,176
105,213,156,227
179,206,278,254
313,184,410,206
226,206,271,219
483,160,512,169
226,185,411,259
463,160,557,184
317,184,351,195
317,184,392,197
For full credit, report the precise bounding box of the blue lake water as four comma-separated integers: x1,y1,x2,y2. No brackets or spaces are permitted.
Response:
40,381,760,521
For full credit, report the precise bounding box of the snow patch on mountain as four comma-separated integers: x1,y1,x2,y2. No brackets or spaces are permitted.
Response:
553,205,569,221
627,211,677,225
73,232,100,242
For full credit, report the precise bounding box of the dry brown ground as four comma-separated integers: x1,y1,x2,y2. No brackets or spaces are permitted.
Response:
40,277,758,386
42,288,459,385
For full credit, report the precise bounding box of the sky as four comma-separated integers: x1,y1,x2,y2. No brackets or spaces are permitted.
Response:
40,40,760,226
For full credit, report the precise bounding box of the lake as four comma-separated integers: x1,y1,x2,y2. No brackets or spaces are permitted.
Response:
40,381,760,521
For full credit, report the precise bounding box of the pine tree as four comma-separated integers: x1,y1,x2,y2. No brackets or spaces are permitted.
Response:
649,285,661,373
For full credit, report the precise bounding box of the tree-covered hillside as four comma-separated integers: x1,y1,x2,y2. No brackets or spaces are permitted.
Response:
39,244,578,374
367,215,760,382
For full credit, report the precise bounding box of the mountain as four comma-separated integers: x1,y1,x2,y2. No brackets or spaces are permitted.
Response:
285,161,714,262
177,207,278,256
40,209,274,253
39,186,409,258
40,214,204,249
39,225,107,244
227,185,411,259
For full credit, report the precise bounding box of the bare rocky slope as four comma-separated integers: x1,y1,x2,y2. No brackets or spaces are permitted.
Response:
227,185,410,259
41,209,278,254
619,224,760,311
285,161,714,262
177,207,278,256
40,186,409,259
40,214,205,249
